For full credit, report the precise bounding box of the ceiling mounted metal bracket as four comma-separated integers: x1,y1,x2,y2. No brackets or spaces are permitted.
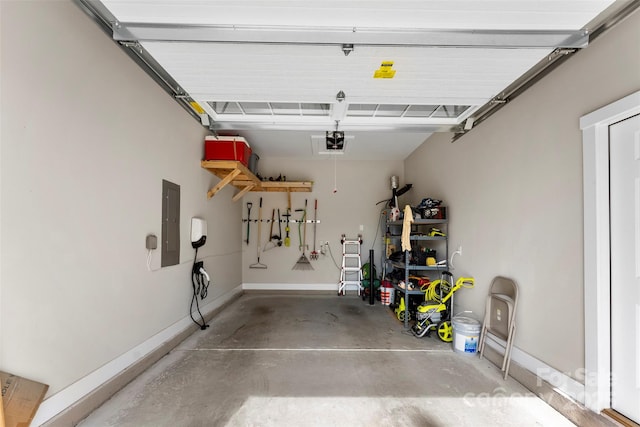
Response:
341,44,354,56
548,48,577,61
111,23,590,49
118,41,143,54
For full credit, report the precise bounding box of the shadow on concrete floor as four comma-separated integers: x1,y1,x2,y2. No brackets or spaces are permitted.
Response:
79,293,575,427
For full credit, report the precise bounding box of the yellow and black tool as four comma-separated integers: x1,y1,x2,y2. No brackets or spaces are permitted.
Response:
284,195,292,247
283,209,291,247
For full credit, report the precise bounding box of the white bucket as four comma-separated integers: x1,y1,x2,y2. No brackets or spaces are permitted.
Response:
381,287,394,305
452,315,481,355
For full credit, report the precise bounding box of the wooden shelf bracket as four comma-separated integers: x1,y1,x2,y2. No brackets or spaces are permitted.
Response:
201,160,313,200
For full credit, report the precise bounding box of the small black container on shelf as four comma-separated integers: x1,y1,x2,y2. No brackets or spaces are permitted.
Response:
417,206,446,220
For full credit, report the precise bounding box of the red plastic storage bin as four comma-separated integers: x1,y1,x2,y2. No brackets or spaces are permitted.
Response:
204,136,252,166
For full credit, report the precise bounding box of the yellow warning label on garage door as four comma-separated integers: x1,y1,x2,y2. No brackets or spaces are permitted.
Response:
373,61,396,79
189,101,205,114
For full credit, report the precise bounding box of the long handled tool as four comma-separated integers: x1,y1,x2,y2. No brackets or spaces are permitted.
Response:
250,197,267,269
293,199,313,270
276,209,283,246
270,208,282,246
284,196,291,247
264,209,280,251
245,202,252,245
283,209,291,247
310,199,319,260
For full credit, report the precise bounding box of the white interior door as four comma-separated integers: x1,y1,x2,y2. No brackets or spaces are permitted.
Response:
610,113,640,422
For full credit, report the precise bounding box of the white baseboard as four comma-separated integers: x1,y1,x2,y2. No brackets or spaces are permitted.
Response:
485,335,585,404
243,283,339,292
31,285,243,426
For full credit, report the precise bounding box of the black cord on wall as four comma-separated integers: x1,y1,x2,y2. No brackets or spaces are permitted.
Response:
190,248,209,330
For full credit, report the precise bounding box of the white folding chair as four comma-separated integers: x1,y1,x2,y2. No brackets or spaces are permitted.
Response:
478,276,519,379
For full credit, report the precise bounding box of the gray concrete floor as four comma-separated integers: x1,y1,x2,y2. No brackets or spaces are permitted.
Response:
79,293,574,426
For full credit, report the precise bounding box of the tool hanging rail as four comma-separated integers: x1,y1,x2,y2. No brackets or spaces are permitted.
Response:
242,219,321,224
201,160,313,201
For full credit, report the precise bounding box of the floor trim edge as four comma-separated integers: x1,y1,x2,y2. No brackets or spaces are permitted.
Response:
482,345,618,427
33,286,243,426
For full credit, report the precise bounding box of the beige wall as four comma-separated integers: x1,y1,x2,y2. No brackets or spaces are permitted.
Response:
405,9,640,378
242,157,405,285
1,1,241,396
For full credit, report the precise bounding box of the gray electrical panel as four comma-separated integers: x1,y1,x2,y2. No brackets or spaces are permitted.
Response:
161,179,180,267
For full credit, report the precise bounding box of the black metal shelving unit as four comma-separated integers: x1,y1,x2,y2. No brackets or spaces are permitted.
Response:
385,217,449,328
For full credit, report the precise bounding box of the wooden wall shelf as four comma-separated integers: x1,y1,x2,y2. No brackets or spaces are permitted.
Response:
201,160,313,201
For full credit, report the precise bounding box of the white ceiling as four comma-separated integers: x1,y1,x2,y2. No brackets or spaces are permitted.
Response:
96,0,618,160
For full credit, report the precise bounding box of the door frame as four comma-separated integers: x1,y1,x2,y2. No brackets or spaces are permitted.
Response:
581,90,640,413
